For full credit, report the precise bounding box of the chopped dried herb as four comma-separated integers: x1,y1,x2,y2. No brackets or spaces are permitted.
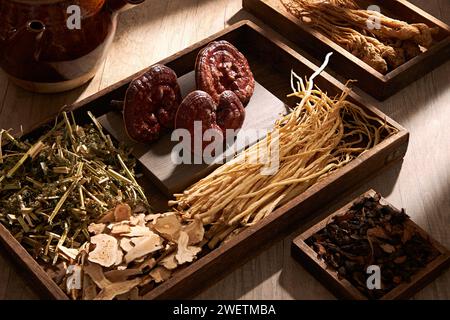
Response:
306,193,439,299
0,112,149,265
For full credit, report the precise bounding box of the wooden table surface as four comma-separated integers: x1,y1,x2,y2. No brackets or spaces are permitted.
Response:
0,0,449,300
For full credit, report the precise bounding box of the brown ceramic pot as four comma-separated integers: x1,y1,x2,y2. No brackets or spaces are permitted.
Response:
0,0,145,93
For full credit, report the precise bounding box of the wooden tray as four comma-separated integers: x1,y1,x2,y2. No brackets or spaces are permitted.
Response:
0,21,409,300
291,189,450,300
243,0,450,101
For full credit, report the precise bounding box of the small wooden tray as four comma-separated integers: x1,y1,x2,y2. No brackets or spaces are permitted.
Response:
243,0,450,100
291,189,450,300
0,21,409,300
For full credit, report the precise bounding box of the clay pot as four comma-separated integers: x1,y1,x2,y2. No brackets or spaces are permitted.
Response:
0,0,145,93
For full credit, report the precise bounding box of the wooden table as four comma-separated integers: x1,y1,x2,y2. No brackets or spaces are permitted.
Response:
0,0,449,300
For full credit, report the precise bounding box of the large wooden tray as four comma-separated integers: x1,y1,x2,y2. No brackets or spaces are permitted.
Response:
243,0,450,101
0,21,409,300
291,190,450,300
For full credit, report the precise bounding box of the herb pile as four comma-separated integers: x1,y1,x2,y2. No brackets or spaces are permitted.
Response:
0,112,148,265
306,193,439,299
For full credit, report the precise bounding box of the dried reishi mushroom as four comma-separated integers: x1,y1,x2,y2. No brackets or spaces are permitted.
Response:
175,231,201,264
88,234,120,268
175,90,224,152
216,91,246,131
114,203,132,222
196,40,255,105
153,214,182,241
124,64,182,143
175,90,246,150
124,233,163,264
182,218,205,245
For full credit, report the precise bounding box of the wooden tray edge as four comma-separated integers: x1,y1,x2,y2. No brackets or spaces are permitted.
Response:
291,189,450,300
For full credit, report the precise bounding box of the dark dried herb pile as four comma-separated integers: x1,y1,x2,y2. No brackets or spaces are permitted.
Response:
0,112,148,265
306,193,439,299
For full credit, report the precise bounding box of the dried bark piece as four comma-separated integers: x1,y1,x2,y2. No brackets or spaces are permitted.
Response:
380,243,396,254
117,287,140,300
196,41,255,105
88,234,120,268
124,233,163,264
114,203,132,222
104,269,142,283
58,245,79,260
120,238,134,252
83,263,110,289
66,265,82,293
98,210,115,224
182,218,205,245
153,214,182,242
137,257,156,273
159,253,178,270
94,278,141,300
124,64,182,143
122,225,154,237
82,273,98,300
88,223,106,235
111,224,132,235
175,231,201,264
130,213,146,226
149,266,172,283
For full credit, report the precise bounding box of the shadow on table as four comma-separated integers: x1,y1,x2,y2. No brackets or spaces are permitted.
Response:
196,240,285,299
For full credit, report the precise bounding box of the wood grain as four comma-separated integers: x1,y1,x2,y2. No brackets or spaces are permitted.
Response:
0,0,449,300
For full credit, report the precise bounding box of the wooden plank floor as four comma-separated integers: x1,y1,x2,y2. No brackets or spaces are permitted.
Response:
0,0,449,300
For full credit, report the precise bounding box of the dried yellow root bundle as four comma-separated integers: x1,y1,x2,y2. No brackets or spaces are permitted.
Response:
170,70,398,249
281,0,439,73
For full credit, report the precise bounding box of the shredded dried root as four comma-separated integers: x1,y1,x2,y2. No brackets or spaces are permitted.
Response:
170,68,397,248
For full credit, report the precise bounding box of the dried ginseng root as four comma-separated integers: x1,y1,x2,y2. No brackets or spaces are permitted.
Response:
280,0,439,73
306,194,440,299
